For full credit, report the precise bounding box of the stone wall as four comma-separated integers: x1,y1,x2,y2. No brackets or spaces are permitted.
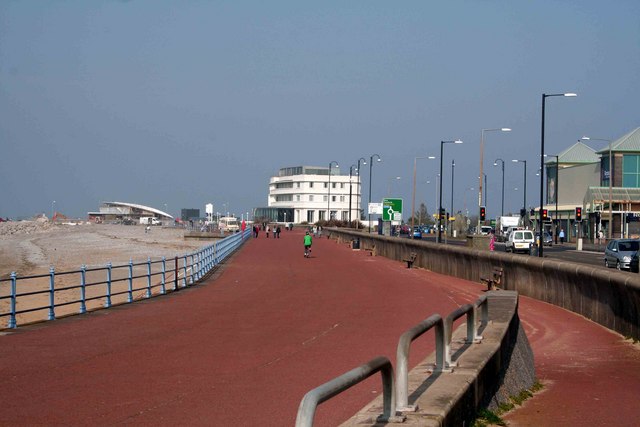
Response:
330,229,640,341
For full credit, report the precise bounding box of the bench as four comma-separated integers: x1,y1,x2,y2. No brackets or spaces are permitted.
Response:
480,267,503,291
403,252,417,268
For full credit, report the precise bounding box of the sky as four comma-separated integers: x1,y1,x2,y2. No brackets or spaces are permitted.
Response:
1,1,639,221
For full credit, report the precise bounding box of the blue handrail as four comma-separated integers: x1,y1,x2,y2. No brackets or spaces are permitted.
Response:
0,230,250,329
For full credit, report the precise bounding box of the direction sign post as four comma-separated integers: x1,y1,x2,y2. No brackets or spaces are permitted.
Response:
382,198,403,222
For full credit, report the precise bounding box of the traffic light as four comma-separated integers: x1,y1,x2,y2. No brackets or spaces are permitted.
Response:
439,208,446,220
542,209,548,221
520,208,526,218
575,207,582,222
480,206,486,221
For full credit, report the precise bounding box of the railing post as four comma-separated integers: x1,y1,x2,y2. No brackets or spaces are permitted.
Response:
161,257,166,295
48,266,55,321
105,262,112,308
182,255,187,288
127,259,134,303
146,257,152,298
80,265,87,314
174,256,179,291
9,272,17,328
190,253,196,283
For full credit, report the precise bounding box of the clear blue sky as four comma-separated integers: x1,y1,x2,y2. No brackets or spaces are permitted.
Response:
1,1,639,220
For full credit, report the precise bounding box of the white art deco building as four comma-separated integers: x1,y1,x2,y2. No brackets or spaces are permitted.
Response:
263,165,363,224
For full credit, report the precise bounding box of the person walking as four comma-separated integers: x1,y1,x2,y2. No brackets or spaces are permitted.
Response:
266,225,270,238
559,228,565,244
276,226,281,238
489,231,495,251
304,231,313,257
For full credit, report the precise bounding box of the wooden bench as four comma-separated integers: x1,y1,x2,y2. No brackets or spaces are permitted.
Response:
480,267,503,291
403,252,417,268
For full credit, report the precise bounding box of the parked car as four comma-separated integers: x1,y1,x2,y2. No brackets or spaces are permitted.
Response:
535,231,553,247
505,229,535,254
604,239,640,270
413,226,422,239
630,251,639,273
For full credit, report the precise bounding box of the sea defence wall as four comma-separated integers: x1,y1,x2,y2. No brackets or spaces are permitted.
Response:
328,229,640,341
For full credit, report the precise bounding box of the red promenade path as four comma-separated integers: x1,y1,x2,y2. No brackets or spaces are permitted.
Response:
1,229,639,426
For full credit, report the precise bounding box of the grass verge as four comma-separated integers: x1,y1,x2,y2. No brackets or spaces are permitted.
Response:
471,381,544,427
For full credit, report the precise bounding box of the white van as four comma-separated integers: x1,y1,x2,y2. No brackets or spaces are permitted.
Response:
505,229,535,254
140,217,162,226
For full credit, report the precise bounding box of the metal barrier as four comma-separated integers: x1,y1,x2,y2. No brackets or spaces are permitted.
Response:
0,230,250,329
395,313,445,412
295,356,403,427
297,295,491,422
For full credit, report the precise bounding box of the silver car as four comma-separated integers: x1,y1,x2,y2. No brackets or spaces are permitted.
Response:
604,239,640,270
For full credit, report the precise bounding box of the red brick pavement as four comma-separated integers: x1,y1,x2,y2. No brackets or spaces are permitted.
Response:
1,229,639,426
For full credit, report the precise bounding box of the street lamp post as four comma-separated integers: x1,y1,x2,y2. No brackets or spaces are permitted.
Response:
512,159,527,215
451,159,455,221
411,155,435,238
356,157,367,223
493,159,505,217
539,92,577,257
349,164,357,225
368,154,382,233
438,140,463,243
51,200,56,220
581,136,613,240
478,128,511,233
327,161,339,222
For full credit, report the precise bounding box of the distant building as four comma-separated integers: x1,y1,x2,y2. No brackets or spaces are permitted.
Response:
541,126,640,240
181,209,200,222
88,202,173,223
255,165,363,224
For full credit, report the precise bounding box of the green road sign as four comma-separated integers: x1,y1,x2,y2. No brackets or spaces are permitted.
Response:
382,198,403,221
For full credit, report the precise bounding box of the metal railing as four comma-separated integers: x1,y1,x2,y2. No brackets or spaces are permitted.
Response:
295,356,404,427
296,295,490,424
0,230,250,329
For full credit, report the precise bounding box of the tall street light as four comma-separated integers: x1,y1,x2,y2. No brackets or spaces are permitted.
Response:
356,157,367,223
368,154,382,233
539,92,577,257
451,159,455,221
348,164,357,225
327,161,339,222
494,159,505,216
51,200,56,220
412,155,436,238
438,140,463,243
512,159,527,215
581,136,612,240
478,128,511,233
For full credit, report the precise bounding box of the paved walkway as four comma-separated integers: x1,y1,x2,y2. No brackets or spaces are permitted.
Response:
1,229,638,426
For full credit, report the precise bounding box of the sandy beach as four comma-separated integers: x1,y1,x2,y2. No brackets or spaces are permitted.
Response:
0,220,216,327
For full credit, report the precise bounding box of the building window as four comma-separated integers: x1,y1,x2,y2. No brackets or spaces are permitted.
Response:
310,182,314,188
324,182,328,189
275,195,293,202
323,195,328,202
332,195,336,202
319,211,326,221
342,211,348,221
623,155,640,187
296,195,301,201
275,182,293,189
340,183,345,189
309,195,314,202
340,196,345,202
296,182,300,188
307,210,314,223
332,182,336,189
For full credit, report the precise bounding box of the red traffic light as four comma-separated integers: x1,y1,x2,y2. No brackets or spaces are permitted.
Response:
480,206,486,221
575,207,582,221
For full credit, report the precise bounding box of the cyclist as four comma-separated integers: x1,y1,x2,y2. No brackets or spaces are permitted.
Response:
304,231,313,258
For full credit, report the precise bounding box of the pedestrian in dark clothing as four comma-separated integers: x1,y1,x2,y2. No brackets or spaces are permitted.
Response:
276,226,281,238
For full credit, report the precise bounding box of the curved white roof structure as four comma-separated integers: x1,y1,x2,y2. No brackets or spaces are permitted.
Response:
89,202,173,219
